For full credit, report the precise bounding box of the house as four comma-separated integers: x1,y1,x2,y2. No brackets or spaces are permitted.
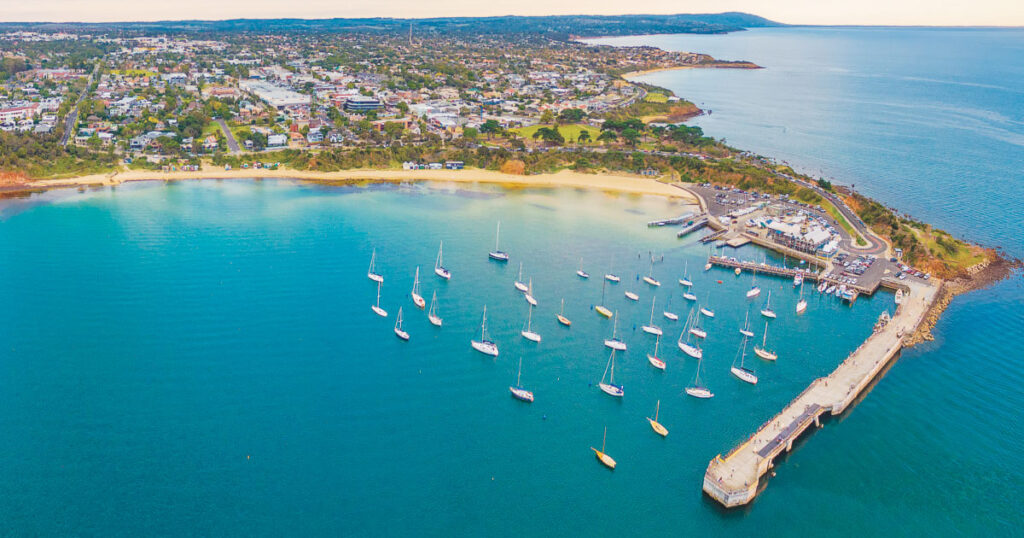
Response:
444,161,465,170
267,133,287,147
306,128,323,144
202,135,219,151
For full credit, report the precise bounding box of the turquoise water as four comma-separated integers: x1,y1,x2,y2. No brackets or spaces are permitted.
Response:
587,27,1024,534
0,180,901,535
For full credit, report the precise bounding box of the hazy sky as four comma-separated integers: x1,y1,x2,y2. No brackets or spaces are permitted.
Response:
3,0,1023,26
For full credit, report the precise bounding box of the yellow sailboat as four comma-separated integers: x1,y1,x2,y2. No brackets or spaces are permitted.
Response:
647,400,668,437
557,298,572,327
591,426,617,470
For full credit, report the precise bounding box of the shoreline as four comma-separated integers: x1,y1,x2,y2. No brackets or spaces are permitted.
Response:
8,167,698,201
619,62,762,79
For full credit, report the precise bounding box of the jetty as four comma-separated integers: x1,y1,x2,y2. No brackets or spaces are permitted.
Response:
648,211,697,227
676,217,709,237
702,279,938,507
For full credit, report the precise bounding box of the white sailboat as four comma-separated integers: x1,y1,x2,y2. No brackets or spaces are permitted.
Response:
509,357,534,402
434,241,451,280
683,288,698,301
642,255,661,287
603,311,627,351
685,355,714,399
746,268,761,298
488,221,509,262
796,280,808,314
604,256,620,283
647,335,666,370
394,306,410,341
678,309,703,359
427,290,442,327
595,277,613,318
470,305,499,357
647,400,669,437
410,266,425,309
576,257,589,279
524,278,538,306
521,304,541,342
818,281,828,293
739,310,755,338
754,321,777,361
367,249,384,283
689,306,708,339
598,349,625,397
760,290,777,319
557,298,572,326
371,280,388,317
679,261,694,287
513,262,528,292
624,274,639,301
730,336,758,385
704,261,712,271
641,296,663,336
663,295,679,321
700,292,715,318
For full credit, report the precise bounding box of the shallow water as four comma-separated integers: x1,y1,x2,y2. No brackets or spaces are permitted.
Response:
0,180,903,535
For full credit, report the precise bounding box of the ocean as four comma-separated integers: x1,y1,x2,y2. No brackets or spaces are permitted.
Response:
587,26,1024,535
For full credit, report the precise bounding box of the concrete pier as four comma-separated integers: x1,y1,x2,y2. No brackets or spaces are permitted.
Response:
702,279,938,507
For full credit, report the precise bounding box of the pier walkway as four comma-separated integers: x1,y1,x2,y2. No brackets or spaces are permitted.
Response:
702,279,938,507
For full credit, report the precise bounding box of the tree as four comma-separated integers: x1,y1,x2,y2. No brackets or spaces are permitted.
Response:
597,130,618,143
577,130,591,144
539,110,555,124
462,127,479,141
558,108,585,123
479,119,502,138
621,128,640,145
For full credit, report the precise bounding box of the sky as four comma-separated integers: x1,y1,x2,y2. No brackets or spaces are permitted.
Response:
2,0,1023,26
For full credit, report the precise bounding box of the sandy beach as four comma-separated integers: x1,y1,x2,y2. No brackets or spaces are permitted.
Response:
22,167,696,200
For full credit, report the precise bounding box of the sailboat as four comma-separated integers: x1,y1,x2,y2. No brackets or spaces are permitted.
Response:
371,280,388,317
754,321,777,361
818,281,828,293
685,355,714,399
647,400,668,437
641,296,663,336
427,290,442,327
746,268,761,298
488,221,509,262
591,427,617,469
603,312,627,351
598,349,624,397
679,261,694,287
521,304,541,342
509,357,534,402
642,255,661,287
524,278,538,306
595,278,613,318
367,249,384,283
730,336,758,385
647,334,667,370
470,305,499,357
700,292,715,318
683,286,697,301
678,309,703,358
434,241,451,280
604,257,620,283
576,258,589,279
663,295,679,321
704,260,712,271
739,310,755,338
557,298,572,326
796,280,808,314
760,290,777,319
394,306,410,341
410,267,425,309
513,262,528,292
689,306,707,339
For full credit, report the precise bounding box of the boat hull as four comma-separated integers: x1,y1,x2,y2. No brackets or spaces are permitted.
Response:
746,287,761,298
521,330,541,343
641,325,663,336
689,328,707,339
372,305,388,317
754,347,777,361
368,273,384,283
394,329,410,341
648,418,668,437
428,315,443,327
604,339,627,351
514,281,528,292
761,309,777,319
510,387,534,402
678,341,702,359
412,294,426,309
434,267,451,280
700,308,714,318
625,292,639,301
796,300,807,314
525,294,537,306
685,386,714,399
577,270,590,279
595,306,613,318
647,354,666,370
740,329,755,338
643,276,660,287
592,448,616,469
488,251,509,262
471,340,499,357
663,311,679,321
731,366,758,384
679,279,693,287
604,274,620,283
683,293,697,301
557,315,572,326
599,383,624,397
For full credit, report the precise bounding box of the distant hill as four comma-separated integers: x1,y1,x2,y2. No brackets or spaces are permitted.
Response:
0,13,783,37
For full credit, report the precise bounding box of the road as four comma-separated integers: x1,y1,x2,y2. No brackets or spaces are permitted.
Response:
60,63,100,147
216,119,240,153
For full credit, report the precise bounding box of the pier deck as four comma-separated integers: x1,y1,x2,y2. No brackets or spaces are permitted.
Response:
702,279,938,507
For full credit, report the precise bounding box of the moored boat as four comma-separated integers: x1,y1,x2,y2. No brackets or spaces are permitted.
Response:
647,335,666,370
470,305,499,357
367,248,384,283
641,297,662,336
591,427,616,469
410,267,426,309
371,280,388,317
434,241,451,280
509,357,534,402
598,349,624,397
753,321,777,361
394,307,410,341
603,312,627,351
730,336,758,385
427,290,442,326
488,221,509,262
647,400,668,437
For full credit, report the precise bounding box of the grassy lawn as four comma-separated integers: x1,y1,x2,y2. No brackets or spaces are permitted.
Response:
511,124,602,145
109,69,158,77
644,92,669,103
913,228,985,269
822,200,867,246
